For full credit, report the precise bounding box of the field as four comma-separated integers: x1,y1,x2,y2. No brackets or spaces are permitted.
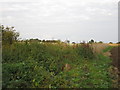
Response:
2,42,119,88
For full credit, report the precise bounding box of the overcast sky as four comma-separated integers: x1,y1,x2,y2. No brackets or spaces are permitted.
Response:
0,0,118,43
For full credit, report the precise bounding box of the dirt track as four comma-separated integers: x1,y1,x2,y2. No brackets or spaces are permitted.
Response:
110,46,120,87
110,46,120,71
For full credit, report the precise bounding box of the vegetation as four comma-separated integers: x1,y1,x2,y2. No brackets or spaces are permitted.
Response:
1,25,19,45
88,39,95,44
2,42,113,88
1,25,117,88
103,46,113,53
98,41,103,43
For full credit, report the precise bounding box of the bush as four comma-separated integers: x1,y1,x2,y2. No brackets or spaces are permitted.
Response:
76,43,95,59
2,60,52,88
2,43,65,88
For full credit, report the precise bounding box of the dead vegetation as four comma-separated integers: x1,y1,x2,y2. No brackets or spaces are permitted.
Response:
62,63,72,71
90,43,109,54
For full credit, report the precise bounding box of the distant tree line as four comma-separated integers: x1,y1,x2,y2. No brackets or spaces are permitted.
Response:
1,25,120,45
21,39,61,43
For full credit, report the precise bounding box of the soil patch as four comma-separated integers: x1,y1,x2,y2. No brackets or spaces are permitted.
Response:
110,46,120,87
110,46,120,71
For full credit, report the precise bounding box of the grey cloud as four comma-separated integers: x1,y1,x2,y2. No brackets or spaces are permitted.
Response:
0,0,118,43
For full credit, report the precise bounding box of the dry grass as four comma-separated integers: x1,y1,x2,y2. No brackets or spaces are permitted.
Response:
103,52,111,57
109,44,119,46
69,43,110,54
90,43,110,54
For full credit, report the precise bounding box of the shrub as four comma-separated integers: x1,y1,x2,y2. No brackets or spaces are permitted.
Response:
76,43,95,59
2,60,52,88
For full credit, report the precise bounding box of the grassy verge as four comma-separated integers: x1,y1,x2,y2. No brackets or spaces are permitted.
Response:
103,46,114,53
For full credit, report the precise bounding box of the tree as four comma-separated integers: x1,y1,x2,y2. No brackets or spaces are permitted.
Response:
98,41,103,43
42,40,45,42
117,42,120,44
1,25,19,45
72,42,76,44
89,39,94,44
109,42,113,44
65,40,70,44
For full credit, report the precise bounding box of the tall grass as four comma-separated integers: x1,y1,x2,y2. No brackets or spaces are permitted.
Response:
76,43,95,59
90,43,110,54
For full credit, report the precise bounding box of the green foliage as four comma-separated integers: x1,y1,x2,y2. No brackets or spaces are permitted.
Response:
76,43,95,59
2,42,113,88
98,41,103,43
50,58,112,88
102,46,113,53
2,61,52,88
1,25,19,45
